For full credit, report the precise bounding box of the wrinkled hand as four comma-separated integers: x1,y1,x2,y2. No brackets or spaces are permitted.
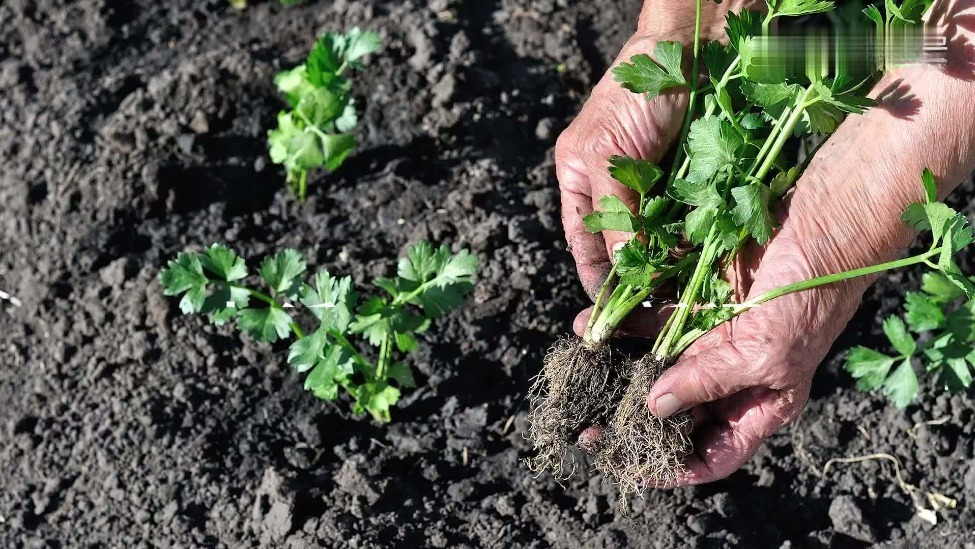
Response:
559,8,975,483
556,34,687,300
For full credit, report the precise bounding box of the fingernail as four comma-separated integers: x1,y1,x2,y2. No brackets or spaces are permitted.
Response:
652,393,681,419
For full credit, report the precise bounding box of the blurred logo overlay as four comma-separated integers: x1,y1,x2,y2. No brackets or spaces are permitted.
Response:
746,25,946,82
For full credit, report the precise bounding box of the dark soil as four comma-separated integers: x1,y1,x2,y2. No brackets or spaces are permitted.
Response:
1,0,974,547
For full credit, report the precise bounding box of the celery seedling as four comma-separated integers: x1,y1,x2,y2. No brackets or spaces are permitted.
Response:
159,241,477,421
268,28,380,199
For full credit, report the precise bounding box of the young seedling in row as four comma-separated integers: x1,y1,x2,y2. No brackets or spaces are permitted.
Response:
268,28,380,199
847,180,975,408
527,0,968,503
159,241,477,421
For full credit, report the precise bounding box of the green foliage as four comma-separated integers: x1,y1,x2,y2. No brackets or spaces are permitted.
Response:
579,0,969,383
159,241,477,422
844,165,975,407
613,42,687,100
846,272,975,408
268,29,381,199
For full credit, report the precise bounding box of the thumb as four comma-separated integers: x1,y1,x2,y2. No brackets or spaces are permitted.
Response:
646,330,757,419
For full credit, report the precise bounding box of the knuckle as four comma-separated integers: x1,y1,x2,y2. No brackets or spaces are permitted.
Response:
687,365,725,403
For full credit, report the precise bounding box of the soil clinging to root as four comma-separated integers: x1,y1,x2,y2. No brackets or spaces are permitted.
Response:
595,354,693,508
526,336,628,478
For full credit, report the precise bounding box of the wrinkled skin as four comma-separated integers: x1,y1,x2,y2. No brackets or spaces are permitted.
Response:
559,0,975,486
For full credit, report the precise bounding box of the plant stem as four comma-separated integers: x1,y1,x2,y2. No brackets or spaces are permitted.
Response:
745,248,943,309
377,333,390,381
754,86,816,182
585,263,619,340
652,225,720,358
298,170,308,200
669,247,945,355
666,0,704,188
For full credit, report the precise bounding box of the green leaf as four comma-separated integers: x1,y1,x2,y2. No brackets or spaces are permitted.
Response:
886,0,927,23
613,42,686,99
268,111,324,182
922,272,966,304
863,5,884,29
939,356,974,392
770,167,801,196
305,345,354,401
702,41,735,78
583,195,639,233
202,244,248,282
388,362,417,388
882,316,916,357
671,178,723,209
901,202,960,246
259,249,307,296
882,359,919,408
350,296,393,346
801,101,845,135
740,113,766,130
274,65,315,106
768,0,834,18
942,260,975,300
321,133,357,172
353,382,401,422
159,253,209,314
921,168,937,203
731,183,776,244
202,285,250,326
712,213,742,252
297,87,348,127
288,329,328,373
946,304,975,343
739,36,788,84
371,242,478,319
724,10,763,52
615,240,667,287
238,307,294,343
740,82,799,120
394,332,418,353
846,346,897,390
607,156,663,195
904,291,945,332
342,28,382,64
300,271,355,332
687,117,744,181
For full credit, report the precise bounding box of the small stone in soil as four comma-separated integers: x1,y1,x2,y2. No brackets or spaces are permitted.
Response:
828,495,876,543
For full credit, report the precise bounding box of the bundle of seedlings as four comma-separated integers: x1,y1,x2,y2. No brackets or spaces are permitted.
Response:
159,241,477,421
527,0,973,499
268,28,380,199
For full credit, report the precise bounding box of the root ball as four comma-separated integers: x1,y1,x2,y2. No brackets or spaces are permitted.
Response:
596,354,693,505
526,336,627,479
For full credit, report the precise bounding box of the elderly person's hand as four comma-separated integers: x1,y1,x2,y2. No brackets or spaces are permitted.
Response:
560,0,975,485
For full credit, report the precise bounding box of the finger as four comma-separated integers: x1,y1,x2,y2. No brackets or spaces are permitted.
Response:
572,303,674,339
664,387,806,487
646,321,765,419
557,152,611,299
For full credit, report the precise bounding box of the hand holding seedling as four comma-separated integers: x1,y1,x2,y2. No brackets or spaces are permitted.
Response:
558,0,761,298
541,0,975,497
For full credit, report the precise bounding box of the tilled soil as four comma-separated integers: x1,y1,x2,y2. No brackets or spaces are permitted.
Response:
1,1,974,547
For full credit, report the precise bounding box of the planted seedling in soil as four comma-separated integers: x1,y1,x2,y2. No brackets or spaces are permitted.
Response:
527,0,971,501
159,241,477,421
268,28,380,200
